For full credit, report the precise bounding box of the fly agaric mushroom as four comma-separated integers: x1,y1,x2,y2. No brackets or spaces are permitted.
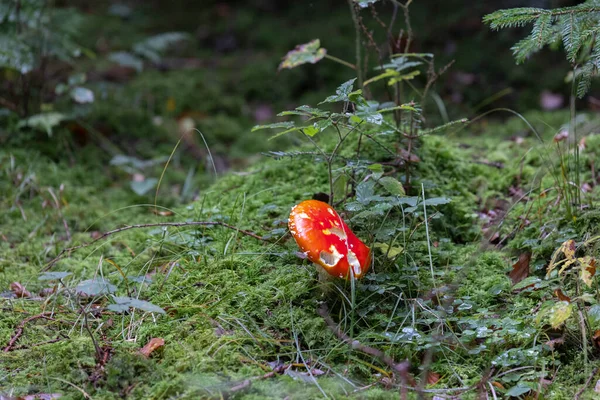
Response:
288,200,371,279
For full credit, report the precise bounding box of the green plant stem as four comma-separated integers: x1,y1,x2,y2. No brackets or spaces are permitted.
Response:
347,0,363,88
324,54,356,70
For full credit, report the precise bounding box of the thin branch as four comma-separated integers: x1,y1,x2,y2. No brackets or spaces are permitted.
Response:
574,367,599,400
44,221,271,271
4,312,55,352
317,303,411,379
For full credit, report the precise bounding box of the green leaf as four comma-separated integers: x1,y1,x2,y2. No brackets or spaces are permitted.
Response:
71,87,94,104
134,32,189,63
76,278,116,296
588,304,600,326
548,301,573,328
319,78,357,104
374,242,403,258
278,105,329,118
378,176,405,196
302,119,332,137
130,178,158,196
422,197,451,206
356,180,375,205
107,296,165,314
251,121,295,132
388,70,421,85
39,272,72,281
0,34,34,74
353,100,383,125
505,384,531,397
17,112,68,136
108,51,144,72
354,0,380,7
279,39,326,70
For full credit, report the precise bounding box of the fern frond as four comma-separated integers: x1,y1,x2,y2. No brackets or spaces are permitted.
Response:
485,0,600,97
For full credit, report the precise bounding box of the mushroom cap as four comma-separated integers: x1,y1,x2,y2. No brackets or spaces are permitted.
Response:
288,200,371,279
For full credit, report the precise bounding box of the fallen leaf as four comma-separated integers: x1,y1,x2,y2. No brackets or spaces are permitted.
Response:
139,337,165,357
426,371,441,385
509,252,531,285
593,330,600,347
545,335,565,350
554,289,571,302
10,282,31,298
579,256,597,287
491,381,505,389
151,209,174,216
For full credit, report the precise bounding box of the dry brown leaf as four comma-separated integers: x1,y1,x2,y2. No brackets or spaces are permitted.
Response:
509,252,531,285
10,282,31,298
491,381,505,389
426,371,441,386
139,337,165,357
554,289,571,302
151,210,174,217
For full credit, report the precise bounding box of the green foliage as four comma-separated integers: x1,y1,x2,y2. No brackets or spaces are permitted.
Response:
484,1,600,97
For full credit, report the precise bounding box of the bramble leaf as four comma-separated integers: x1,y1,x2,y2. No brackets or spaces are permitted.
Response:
279,39,326,70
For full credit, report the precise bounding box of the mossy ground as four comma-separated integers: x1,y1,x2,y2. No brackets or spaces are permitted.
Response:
2,107,600,399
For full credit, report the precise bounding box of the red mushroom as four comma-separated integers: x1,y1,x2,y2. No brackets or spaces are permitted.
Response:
288,200,371,279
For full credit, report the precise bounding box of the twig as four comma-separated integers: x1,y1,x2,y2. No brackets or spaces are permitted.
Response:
574,367,599,400
11,335,68,350
44,221,271,271
4,312,55,352
317,303,410,379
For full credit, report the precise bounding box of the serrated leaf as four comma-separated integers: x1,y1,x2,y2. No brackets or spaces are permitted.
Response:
76,278,116,296
302,119,332,136
39,272,72,281
422,197,451,206
388,70,421,85
17,112,68,136
354,0,380,7
378,176,405,196
278,106,330,118
279,39,327,70
109,51,144,72
319,78,357,104
0,34,35,74
512,276,542,290
588,304,600,326
374,242,403,258
109,296,165,314
131,178,158,196
71,86,94,104
505,384,531,397
356,180,375,205
252,121,295,132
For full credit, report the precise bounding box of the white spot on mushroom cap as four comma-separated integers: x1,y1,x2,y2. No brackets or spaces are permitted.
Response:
297,212,310,219
319,245,343,268
347,250,361,276
327,208,335,216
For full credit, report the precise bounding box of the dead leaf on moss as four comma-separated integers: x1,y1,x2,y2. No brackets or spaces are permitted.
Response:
10,282,31,298
509,252,531,285
426,371,441,385
554,289,571,302
139,337,165,357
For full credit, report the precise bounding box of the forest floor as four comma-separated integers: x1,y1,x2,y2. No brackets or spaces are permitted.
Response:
3,105,600,399
3,2,600,399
